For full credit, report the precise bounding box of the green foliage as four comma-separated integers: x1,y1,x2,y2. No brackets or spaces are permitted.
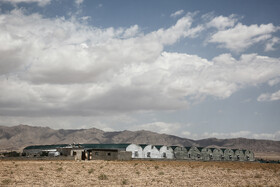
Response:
56,167,63,172
158,171,164,175
98,173,108,180
2,179,11,185
39,167,43,171
121,179,128,185
154,165,159,170
88,168,94,174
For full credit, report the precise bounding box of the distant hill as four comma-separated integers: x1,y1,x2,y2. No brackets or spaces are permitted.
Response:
0,125,280,154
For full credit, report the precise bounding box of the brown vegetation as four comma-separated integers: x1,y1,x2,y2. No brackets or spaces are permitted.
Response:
0,160,279,186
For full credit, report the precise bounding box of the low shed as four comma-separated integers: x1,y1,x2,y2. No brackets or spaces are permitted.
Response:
84,149,132,161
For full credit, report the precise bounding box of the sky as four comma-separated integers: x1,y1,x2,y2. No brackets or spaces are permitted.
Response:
0,0,280,140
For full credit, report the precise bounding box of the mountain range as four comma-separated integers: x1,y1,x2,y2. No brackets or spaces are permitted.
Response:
0,124,280,154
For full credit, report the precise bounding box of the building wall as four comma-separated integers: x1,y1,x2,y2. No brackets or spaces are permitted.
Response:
188,147,201,160
71,150,84,161
118,151,132,160
88,149,119,160
159,146,174,159
143,145,160,159
126,144,143,158
245,150,255,161
201,148,212,161
223,149,234,161
212,148,223,161
234,150,245,161
174,147,189,160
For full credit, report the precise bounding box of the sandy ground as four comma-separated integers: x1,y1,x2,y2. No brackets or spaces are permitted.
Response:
0,160,279,186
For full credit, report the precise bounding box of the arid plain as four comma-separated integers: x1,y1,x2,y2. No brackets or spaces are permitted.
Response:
0,160,279,186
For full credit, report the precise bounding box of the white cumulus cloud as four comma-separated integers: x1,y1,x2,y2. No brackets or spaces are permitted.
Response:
257,90,280,102
0,0,51,6
170,10,184,18
208,23,279,52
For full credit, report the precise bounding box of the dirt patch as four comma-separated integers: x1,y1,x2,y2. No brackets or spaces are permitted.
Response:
0,160,279,186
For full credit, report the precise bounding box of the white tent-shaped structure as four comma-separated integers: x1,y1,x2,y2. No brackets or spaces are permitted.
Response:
157,145,174,159
143,145,161,159
126,144,143,158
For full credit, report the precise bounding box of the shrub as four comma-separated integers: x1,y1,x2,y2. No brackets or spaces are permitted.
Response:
56,167,63,172
39,167,43,171
158,171,164,175
98,173,108,180
88,168,94,174
121,179,128,185
2,179,11,185
254,174,262,178
154,165,159,170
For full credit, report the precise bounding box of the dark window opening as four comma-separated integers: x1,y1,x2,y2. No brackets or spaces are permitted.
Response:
246,156,249,160
229,155,232,159
147,152,151,158
197,154,200,158
107,153,111,156
237,155,240,160
73,151,77,156
163,152,166,158
135,151,138,157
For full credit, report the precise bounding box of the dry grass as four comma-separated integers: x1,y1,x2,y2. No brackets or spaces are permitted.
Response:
0,160,279,186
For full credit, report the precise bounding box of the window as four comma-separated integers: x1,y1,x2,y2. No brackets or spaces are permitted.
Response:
73,151,76,156
147,152,151,158
163,152,166,158
229,155,232,159
237,155,240,160
135,151,138,157
188,153,191,158
107,153,111,156
197,154,200,158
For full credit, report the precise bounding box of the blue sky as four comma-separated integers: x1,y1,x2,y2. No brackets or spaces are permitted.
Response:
0,0,280,140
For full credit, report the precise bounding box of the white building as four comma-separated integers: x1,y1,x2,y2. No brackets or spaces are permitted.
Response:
143,144,161,158
126,144,143,158
158,145,174,159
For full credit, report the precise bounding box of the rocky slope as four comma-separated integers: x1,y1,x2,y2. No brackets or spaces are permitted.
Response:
0,125,279,153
